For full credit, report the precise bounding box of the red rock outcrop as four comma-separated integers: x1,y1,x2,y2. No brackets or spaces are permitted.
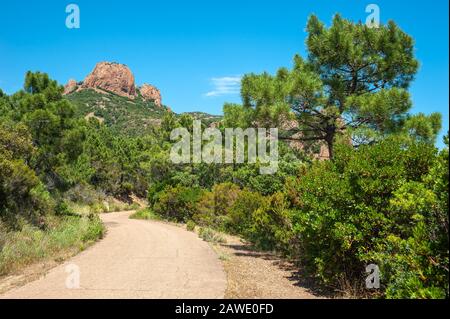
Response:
64,79,78,95
140,84,162,107
62,62,165,111
82,62,136,99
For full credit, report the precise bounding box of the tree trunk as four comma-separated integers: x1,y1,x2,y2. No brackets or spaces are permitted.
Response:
327,138,334,160
325,126,336,160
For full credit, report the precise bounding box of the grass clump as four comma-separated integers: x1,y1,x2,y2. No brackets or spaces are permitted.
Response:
186,220,196,232
198,227,227,244
129,208,160,221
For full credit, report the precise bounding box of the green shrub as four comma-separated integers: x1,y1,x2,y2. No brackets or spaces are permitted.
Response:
153,185,203,222
1,122,53,228
287,138,446,296
228,189,265,235
193,182,240,228
186,220,196,232
249,192,293,252
372,139,449,299
130,208,160,220
82,214,104,242
89,202,108,214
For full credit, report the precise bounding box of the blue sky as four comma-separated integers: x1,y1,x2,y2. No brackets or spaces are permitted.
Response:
0,0,448,145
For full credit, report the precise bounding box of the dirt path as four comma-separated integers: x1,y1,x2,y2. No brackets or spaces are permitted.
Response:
0,211,226,299
211,234,326,299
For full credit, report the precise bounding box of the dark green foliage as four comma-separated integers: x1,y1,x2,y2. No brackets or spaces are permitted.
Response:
374,136,449,298
284,138,447,297
193,182,240,228
24,71,63,100
245,192,293,252
153,185,203,222
227,189,265,235
0,121,52,228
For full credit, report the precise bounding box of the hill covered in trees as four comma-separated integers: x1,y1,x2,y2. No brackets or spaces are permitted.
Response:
67,89,168,136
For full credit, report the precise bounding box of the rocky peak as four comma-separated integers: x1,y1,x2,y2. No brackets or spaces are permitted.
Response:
140,84,162,107
64,79,78,95
82,62,136,99
63,61,165,109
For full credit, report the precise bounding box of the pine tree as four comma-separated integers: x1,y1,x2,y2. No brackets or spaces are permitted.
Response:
239,15,442,158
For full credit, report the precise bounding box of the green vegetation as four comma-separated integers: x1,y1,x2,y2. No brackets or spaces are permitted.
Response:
182,112,223,127
130,208,160,221
141,16,448,298
198,227,227,244
0,14,447,298
287,138,448,298
186,220,196,232
0,214,104,275
67,88,169,136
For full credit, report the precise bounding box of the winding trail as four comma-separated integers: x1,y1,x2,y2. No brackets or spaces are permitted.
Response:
1,211,226,299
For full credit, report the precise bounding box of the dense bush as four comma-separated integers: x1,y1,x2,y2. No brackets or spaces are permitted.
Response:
227,189,265,235
286,138,448,297
193,182,240,228
0,122,53,228
250,192,294,252
372,138,449,298
152,185,203,222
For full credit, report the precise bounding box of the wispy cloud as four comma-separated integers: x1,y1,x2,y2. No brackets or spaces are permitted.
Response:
204,76,241,97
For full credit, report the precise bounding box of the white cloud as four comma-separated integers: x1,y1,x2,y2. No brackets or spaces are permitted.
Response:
204,76,241,97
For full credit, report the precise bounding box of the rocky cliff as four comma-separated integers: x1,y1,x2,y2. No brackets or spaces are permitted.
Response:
82,62,136,99
140,84,162,107
63,61,162,107
63,79,78,95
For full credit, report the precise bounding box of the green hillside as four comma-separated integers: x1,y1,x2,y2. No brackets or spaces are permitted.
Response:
182,112,223,126
66,89,223,135
66,88,169,136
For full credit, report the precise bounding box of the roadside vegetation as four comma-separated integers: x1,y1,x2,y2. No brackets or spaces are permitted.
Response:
130,208,161,221
0,214,104,276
